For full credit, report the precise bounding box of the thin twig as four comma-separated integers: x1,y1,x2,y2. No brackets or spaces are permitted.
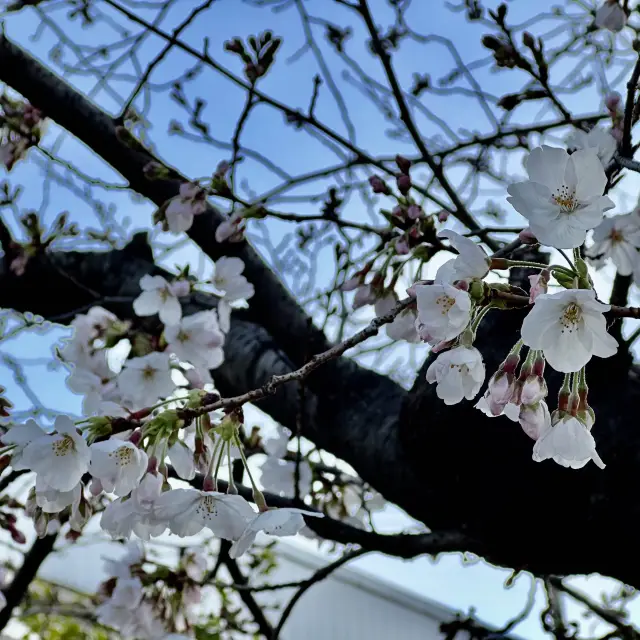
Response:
271,548,368,638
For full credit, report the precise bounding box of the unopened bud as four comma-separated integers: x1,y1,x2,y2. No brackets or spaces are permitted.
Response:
396,174,412,195
605,92,621,111
395,235,410,255
368,175,390,195
341,275,362,292
518,227,538,244
520,375,548,405
407,204,422,219
437,211,449,223
170,279,190,298
468,280,486,302
395,155,412,174
522,31,535,48
9,524,26,544
518,401,550,440
202,474,216,492
184,368,206,390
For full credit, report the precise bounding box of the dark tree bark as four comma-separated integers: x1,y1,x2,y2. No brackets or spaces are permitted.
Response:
2,32,640,591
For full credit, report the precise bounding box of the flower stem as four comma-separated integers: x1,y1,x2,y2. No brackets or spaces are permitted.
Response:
234,433,264,505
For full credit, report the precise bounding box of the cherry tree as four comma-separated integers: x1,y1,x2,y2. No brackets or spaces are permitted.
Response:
1,0,640,637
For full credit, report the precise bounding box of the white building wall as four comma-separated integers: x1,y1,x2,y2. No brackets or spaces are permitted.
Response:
259,542,466,640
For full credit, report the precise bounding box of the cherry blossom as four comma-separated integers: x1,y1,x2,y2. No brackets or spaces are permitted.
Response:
154,489,256,539
414,283,471,344
101,473,166,540
528,274,547,305
2,418,43,470
595,0,627,32
586,213,640,276
520,289,617,373
566,126,617,168
89,440,148,496
116,352,175,407
262,426,291,458
103,541,144,579
435,230,489,284
165,182,207,233
167,440,196,481
374,292,419,342
426,346,485,405
66,368,123,417
22,415,90,492
133,275,182,326
229,507,324,559
212,256,254,302
215,212,245,243
184,547,207,582
259,456,312,497
35,477,81,513
96,577,144,633
475,396,519,422
533,413,605,469
164,310,225,375
506,146,614,249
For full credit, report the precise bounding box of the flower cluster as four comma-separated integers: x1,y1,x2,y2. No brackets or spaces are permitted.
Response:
343,140,633,470
0,256,328,557
96,542,198,638
0,97,45,172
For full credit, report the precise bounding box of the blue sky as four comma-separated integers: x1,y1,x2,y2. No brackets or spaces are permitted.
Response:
2,0,640,637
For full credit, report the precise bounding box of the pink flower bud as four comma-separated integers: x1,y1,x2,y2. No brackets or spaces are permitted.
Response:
215,214,245,243
406,280,430,297
395,235,410,255
353,284,376,309
170,279,191,298
341,275,362,292
395,155,412,174
407,204,422,220
396,174,411,195
368,175,390,195
487,371,515,410
184,367,206,389
519,227,538,244
437,211,449,223
179,182,201,200
605,92,621,111
9,524,26,544
202,474,216,492
215,160,230,178
520,375,548,406
518,401,550,440
528,270,549,303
